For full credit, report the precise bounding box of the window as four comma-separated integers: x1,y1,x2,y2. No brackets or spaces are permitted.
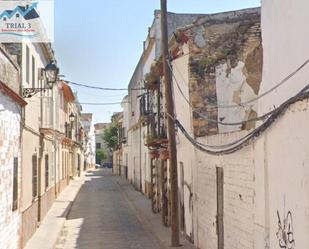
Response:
32,155,38,198
45,155,49,188
3,17,6,21
96,143,101,149
62,151,65,180
12,157,18,211
16,13,20,18
26,46,30,84
140,94,150,116
32,56,35,88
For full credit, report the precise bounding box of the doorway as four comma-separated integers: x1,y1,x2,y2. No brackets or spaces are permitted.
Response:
216,167,224,249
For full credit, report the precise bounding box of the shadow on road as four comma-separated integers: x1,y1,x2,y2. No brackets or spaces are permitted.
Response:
60,169,165,249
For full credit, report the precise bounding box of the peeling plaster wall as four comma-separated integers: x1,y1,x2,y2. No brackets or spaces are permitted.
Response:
186,8,262,137
0,92,22,249
172,8,262,249
216,62,257,133
0,46,21,249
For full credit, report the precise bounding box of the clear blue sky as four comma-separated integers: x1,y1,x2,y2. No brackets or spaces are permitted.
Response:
54,0,260,124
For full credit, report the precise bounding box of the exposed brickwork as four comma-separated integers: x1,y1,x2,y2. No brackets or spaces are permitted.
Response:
183,9,262,137
195,133,255,249
0,92,22,249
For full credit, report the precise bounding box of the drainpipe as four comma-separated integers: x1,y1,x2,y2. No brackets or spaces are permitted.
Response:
52,80,57,197
38,78,44,222
139,126,142,192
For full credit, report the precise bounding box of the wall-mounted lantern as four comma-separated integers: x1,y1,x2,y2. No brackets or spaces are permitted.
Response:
69,112,76,122
23,61,59,98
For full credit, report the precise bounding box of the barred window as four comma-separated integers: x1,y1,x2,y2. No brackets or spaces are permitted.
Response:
45,154,49,188
12,157,18,211
32,155,38,198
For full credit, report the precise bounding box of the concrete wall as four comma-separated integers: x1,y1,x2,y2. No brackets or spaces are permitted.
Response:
0,92,22,249
252,1,309,248
21,42,67,247
172,44,195,239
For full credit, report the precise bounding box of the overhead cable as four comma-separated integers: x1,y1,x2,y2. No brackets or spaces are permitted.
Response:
170,58,309,109
176,84,309,155
168,62,274,126
66,80,144,91
79,102,127,106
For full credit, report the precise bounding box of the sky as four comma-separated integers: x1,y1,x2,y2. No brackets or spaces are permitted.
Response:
54,0,261,124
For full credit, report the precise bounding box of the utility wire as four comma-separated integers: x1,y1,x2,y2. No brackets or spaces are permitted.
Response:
170,58,309,109
176,84,309,154
79,102,128,106
66,80,144,91
168,62,274,126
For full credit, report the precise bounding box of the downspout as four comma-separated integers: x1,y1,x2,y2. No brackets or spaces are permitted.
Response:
139,126,142,192
52,80,57,197
38,78,44,222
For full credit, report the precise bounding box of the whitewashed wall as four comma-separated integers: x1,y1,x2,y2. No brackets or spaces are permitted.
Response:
172,45,195,238
216,62,258,133
195,134,255,249
0,92,21,249
253,1,309,248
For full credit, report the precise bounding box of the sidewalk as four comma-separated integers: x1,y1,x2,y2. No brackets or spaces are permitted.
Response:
24,176,85,249
115,176,196,249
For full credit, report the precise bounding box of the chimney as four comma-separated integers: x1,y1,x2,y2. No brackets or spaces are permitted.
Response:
26,4,29,10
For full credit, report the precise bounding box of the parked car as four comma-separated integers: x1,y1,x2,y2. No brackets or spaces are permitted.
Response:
103,162,112,168
95,164,102,169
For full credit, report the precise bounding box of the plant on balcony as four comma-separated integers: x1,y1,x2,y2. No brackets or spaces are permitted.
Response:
144,72,160,90
152,59,163,77
149,149,160,159
145,132,168,148
144,58,164,90
160,149,169,160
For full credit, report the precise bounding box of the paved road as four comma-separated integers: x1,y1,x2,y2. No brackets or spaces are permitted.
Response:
56,169,165,249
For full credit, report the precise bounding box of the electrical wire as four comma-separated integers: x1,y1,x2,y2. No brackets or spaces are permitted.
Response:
79,102,129,106
176,84,309,154
170,58,309,109
168,62,274,126
66,80,144,91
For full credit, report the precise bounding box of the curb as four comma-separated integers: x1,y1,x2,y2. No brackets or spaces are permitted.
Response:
24,176,85,249
114,177,169,249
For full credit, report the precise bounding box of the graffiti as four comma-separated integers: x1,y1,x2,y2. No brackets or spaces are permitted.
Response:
276,210,295,249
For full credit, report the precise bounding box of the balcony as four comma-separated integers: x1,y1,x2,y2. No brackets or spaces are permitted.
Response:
40,97,65,137
41,97,53,129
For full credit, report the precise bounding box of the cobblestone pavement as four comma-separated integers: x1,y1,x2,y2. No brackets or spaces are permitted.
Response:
56,169,165,249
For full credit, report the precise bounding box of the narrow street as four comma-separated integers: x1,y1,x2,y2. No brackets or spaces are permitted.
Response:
55,169,166,249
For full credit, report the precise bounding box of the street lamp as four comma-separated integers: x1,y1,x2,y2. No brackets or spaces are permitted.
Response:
69,112,75,122
45,61,59,86
23,61,59,98
69,112,77,140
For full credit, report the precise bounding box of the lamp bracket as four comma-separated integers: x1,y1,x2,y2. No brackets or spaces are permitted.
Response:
22,87,51,98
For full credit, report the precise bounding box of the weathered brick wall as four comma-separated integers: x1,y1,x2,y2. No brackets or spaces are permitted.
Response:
195,132,255,249
185,9,262,137
0,92,22,249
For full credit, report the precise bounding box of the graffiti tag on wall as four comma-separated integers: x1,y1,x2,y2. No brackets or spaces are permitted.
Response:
276,210,295,249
